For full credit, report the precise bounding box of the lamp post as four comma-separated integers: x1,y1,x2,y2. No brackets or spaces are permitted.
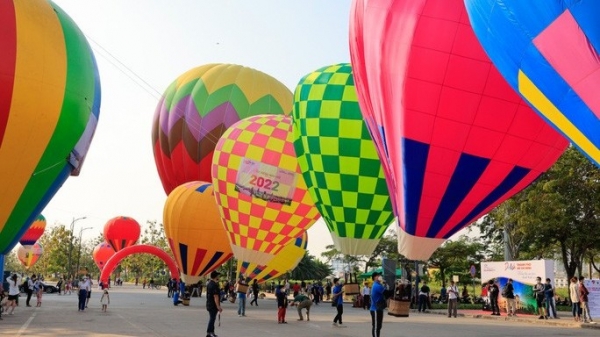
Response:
68,216,87,279
75,226,92,279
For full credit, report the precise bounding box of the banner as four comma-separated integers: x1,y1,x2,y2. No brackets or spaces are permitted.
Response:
481,260,554,314
235,158,297,205
584,279,600,319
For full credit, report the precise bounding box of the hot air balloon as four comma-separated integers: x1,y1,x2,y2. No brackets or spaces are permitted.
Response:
465,0,600,167
237,232,308,284
292,63,394,256
163,181,233,284
212,115,320,265
19,214,47,248
152,63,293,195
17,242,43,269
0,0,101,256
103,216,141,252
349,0,568,260
92,242,115,271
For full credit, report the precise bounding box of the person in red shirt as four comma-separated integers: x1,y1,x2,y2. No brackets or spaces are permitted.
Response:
292,283,301,297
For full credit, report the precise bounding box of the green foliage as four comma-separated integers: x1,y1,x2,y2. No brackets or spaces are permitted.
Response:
290,252,332,281
428,236,485,287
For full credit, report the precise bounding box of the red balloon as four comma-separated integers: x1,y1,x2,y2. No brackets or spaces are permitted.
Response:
92,242,115,270
103,216,141,252
100,244,179,284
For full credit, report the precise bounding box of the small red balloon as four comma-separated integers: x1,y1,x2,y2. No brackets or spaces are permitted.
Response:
103,216,141,252
92,241,115,270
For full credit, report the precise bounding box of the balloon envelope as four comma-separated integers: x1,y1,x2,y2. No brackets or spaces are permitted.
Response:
163,181,233,284
292,63,394,256
17,242,43,269
0,0,101,254
103,216,141,252
212,115,320,265
237,232,308,284
465,0,600,167
152,63,293,195
19,214,46,247
92,241,115,271
349,0,568,260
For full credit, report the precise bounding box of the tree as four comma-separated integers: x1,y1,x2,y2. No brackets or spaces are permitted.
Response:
291,253,333,281
365,229,402,272
428,236,485,287
36,224,76,278
320,244,362,274
518,147,600,279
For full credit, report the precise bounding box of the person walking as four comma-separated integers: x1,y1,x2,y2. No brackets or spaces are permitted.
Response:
78,276,91,312
250,279,259,306
579,277,593,323
332,277,345,327
504,279,516,316
56,278,63,296
569,277,580,322
488,279,500,316
447,280,458,318
5,273,21,315
544,278,558,319
362,281,371,310
291,293,312,321
369,272,385,337
418,281,430,312
206,271,223,337
236,276,248,317
25,274,35,307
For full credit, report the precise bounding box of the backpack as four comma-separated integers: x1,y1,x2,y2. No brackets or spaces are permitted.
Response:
501,285,508,297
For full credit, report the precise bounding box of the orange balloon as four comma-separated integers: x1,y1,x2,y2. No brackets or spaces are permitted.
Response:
17,242,43,269
164,181,233,284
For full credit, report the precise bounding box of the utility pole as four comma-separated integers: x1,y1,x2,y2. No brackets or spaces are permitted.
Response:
68,216,86,279
75,226,93,278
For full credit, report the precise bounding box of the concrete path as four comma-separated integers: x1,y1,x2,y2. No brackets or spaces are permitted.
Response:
0,284,597,336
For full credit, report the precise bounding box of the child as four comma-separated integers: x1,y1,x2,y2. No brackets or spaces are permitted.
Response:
276,285,288,324
100,289,110,312
34,278,43,307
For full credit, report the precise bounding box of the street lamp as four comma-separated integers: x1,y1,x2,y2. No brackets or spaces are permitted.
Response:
74,226,92,279
68,216,87,279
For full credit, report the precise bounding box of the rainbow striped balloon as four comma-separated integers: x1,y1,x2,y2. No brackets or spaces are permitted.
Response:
152,63,292,195
19,214,47,248
0,0,102,254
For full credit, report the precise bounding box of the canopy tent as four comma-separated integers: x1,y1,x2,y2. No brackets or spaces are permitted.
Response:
359,268,402,279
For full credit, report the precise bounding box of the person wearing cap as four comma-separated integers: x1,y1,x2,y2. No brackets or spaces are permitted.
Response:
369,271,385,337
78,275,91,312
290,293,312,321
206,271,223,337
331,277,345,327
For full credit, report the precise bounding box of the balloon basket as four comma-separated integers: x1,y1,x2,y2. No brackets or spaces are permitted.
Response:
343,283,360,295
388,299,409,317
182,299,190,306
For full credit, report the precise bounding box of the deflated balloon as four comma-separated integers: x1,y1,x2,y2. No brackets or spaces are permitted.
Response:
17,242,43,269
103,216,141,252
92,242,115,271
293,63,394,256
152,63,293,195
349,0,568,260
164,181,233,284
212,115,320,265
0,0,101,254
465,0,600,167
237,232,308,284
19,214,46,248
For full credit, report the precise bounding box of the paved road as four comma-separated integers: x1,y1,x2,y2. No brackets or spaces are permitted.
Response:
1,285,597,336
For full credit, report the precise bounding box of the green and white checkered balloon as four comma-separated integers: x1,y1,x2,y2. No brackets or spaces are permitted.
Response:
292,63,394,256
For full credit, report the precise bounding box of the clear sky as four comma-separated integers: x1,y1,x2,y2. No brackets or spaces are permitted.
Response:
37,0,471,258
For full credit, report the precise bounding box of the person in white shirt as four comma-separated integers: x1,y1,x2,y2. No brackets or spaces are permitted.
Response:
362,282,371,310
78,276,91,311
447,280,458,318
4,273,21,315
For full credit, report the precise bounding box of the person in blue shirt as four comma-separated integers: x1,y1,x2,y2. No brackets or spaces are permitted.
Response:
370,272,385,337
331,278,345,327
173,290,182,306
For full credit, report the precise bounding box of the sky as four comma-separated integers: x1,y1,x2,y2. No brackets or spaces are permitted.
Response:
34,0,472,259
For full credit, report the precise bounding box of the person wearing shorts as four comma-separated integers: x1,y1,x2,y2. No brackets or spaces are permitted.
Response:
5,274,22,315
